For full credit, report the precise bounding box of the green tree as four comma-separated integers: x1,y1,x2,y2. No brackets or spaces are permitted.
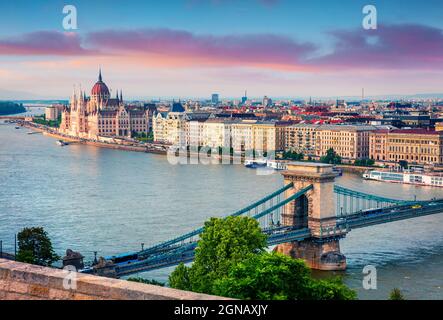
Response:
169,216,266,294
16,227,60,267
214,252,312,300
399,160,408,170
389,288,405,300
127,277,165,287
307,277,357,300
169,263,192,291
320,148,342,164
214,252,356,300
282,150,304,161
354,158,375,167
169,216,356,300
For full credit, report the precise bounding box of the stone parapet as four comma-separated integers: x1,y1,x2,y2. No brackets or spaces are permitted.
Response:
0,259,227,300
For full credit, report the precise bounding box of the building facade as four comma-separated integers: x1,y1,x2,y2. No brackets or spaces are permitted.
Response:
369,130,389,161
386,129,443,165
60,71,150,140
45,106,59,121
315,125,377,160
284,124,319,155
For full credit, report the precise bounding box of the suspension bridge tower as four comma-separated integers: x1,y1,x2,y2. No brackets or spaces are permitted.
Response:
275,162,347,271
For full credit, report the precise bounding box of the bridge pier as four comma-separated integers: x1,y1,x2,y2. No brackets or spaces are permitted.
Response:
275,162,347,271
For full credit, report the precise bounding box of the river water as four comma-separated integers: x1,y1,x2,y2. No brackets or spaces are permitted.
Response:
0,116,442,300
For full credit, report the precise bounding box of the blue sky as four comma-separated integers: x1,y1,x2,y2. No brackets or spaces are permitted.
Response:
1,0,443,99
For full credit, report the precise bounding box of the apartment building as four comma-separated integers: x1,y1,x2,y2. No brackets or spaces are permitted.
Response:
284,124,319,155
386,129,443,165
202,119,233,149
315,125,377,160
152,111,187,145
369,129,389,161
231,121,254,152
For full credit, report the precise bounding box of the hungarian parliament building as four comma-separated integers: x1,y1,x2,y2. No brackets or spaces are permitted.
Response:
60,70,152,140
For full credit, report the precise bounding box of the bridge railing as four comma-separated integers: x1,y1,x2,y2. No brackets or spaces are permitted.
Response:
334,185,417,217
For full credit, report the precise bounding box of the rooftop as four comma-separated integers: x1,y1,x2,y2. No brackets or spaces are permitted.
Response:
390,129,442,135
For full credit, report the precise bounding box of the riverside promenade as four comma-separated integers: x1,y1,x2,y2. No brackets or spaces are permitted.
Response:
19,121,169,155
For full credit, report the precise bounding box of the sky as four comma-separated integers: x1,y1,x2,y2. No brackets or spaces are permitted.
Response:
1,0,443,99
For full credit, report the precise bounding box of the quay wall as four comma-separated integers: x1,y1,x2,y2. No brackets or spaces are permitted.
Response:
0,259,227,300
335,165,372,174
24,123,167,155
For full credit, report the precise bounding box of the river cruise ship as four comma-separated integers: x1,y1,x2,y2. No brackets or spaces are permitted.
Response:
363,170,443,187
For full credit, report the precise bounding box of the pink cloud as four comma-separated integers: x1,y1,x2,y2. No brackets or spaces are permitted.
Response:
85,28,316,71
312,24,443,70
3,24,443,74
0,31,95,56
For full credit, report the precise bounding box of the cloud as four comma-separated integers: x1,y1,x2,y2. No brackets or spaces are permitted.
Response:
0,31,95,56
86,28,317,71
311,24,443,70
3,24,443,74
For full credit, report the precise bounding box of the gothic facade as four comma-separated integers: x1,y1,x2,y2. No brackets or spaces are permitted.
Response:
60,70,150,140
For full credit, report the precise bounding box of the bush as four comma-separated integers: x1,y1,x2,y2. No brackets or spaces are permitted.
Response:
389,288,405,300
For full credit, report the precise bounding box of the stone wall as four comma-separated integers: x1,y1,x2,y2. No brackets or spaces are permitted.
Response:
0,259,225,300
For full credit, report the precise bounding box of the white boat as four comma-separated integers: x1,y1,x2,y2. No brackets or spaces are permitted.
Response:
244,159,268,169
363,170,443,187
266,160,288,171
57,140,69,146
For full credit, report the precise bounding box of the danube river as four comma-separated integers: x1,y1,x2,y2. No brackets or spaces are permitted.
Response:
1,120,442,300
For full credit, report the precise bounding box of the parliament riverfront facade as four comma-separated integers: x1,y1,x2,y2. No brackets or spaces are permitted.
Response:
60,70,151,140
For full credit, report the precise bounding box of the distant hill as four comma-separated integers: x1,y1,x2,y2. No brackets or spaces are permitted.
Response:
0,101,26,115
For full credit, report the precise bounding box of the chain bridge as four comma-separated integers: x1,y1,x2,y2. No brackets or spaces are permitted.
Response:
82,163,443,278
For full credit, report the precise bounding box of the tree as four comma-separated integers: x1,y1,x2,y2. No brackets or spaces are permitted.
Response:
320,148,342,165
16,227,60,267
169,216,356,300
169,216,267,294
307,277,357,300
127,277,165,287
169,263,192,291
399,160,408,170
214,252,356,300
214,252,312,300
354,158,375,167
282,150,304,161
389,288,405,300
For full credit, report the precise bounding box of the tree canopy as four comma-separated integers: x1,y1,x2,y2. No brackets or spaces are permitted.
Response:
169,216,356,300
16,227,60,267
169,216,267,294
0,102,26,116
320,148,342,164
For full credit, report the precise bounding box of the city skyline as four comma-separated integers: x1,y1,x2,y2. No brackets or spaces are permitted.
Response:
2,0,443,99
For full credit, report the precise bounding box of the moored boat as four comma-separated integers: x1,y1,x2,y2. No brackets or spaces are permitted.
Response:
57,140,69,146
267,160,288,171
244,159,268,169
363,170,443,187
